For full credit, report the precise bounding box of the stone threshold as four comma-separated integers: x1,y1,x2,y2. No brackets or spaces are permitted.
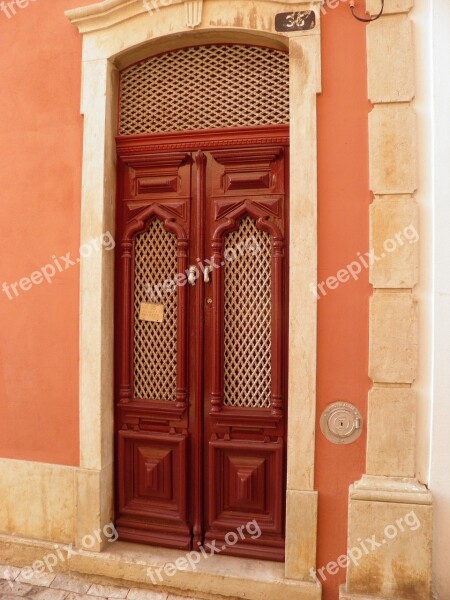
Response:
0,535,321,600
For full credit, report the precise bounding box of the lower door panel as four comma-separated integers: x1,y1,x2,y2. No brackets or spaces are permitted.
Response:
117,431,191,549
205,438,285,561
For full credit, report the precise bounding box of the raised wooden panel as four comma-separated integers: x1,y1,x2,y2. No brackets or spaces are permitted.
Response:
224,171,272,191
120,153,190,200
209,440,283,526
226,455,266,512
136,175,179,195
118,431,187,518
210,147,284,197
116,431,191,549
206,440,285,561
137,445,173,499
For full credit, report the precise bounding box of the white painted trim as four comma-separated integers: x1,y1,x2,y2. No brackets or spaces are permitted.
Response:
427,0,450,597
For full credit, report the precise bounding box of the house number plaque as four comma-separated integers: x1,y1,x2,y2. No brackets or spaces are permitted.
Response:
275,10,316,32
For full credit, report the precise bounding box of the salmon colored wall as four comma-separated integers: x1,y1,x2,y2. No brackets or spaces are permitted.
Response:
0,0,92,465
0,1,370,597
316,4,371,600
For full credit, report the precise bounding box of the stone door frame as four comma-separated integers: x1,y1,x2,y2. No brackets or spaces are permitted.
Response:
65,0,323,588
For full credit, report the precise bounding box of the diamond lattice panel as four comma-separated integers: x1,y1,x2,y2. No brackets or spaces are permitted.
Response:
134,220,178,401
119,45,289,135
223,217,272,409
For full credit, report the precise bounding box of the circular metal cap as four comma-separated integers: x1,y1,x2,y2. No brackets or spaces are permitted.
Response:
320,401,363,445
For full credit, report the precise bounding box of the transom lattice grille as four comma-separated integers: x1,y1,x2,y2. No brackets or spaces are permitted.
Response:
133,220,178,401
223,217,272,409
119,44,289,135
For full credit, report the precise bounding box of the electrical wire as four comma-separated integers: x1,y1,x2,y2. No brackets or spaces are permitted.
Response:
349,0,384,22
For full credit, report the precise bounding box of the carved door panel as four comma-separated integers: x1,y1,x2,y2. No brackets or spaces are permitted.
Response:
203,147,288,561
115,152,193,549
115,128,288,561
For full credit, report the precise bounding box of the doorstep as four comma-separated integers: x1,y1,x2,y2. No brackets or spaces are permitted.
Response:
0,534,321,600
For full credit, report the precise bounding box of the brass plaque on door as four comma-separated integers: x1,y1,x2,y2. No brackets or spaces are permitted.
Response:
139,303,164,323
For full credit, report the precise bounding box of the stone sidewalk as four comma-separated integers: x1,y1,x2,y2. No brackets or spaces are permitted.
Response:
0,565,195,600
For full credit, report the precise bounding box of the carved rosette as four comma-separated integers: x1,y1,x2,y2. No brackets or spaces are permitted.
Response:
185,0,203,28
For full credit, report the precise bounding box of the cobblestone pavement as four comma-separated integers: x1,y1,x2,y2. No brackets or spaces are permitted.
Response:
0,565,195,600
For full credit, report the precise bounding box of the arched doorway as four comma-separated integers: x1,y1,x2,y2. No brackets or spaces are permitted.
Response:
67,1,322,588
114,44,290,561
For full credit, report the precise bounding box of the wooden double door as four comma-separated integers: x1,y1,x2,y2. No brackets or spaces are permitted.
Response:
115,125,289,561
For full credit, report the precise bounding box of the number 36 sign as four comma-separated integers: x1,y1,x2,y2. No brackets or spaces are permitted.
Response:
275,10,316,32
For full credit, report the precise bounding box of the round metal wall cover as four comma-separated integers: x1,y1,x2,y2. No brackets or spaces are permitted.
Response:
320,402,363,445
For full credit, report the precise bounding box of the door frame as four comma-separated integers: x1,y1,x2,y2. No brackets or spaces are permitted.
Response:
66,0,322,583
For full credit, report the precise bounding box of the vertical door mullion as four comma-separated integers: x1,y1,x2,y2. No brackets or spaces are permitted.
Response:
210,234,224,414
192,150,207,547
175,235,189,410
271,239,285,418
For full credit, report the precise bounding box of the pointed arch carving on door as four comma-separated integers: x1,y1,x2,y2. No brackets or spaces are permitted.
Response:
119,203,190,411
210,199,285,419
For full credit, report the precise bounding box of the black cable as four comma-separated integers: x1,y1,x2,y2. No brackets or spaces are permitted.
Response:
350,0,384,22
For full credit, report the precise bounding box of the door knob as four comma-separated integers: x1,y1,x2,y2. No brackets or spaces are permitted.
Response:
204,266,213,283
188,266,198,286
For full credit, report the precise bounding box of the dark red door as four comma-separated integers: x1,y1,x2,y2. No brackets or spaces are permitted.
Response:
115,126,289,561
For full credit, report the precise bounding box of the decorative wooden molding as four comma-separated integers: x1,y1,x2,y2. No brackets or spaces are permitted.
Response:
116,125,290,156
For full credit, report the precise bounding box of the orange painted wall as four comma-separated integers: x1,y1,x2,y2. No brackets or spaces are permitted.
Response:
0,1,369,597
0,0,92,465
316,4,371,600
